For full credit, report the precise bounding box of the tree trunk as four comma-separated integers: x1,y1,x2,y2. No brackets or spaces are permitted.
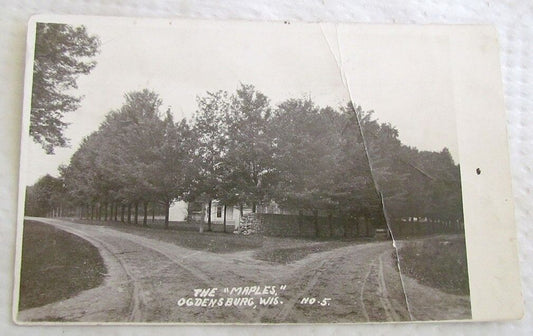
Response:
134,202,139,225
143,201,148,227
223,204,227,233
239,204,243,216
152,205,155,224
207,199,212,232
298,210,303,237
367,219,374,237
313,209,319,238
399,220,402,237
198,223,204,233
121,204,125,222
104,202,108,221
343,217,348,238
164,200,170,229
127,204,131,224
90,204,94,221
328,213,333,238
114,203,118,221
252,202,256,213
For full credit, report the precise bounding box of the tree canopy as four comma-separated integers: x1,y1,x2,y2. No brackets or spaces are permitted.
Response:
59,89,195,227
25,174,65,217
30,23,100,154
28,85,464,230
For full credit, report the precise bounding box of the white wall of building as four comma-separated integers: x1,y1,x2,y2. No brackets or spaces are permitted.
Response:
204,201,245,227
168,199,255,227
168,200,188,222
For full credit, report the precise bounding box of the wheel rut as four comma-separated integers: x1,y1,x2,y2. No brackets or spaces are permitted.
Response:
21,217,413,323
31,219,215,322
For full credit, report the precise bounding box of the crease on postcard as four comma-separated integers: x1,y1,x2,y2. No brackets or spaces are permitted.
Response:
318,22,415,321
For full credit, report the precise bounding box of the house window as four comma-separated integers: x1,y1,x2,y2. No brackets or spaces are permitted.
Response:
216,206,222,218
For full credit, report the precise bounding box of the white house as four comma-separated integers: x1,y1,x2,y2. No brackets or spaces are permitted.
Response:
168,200,251,228
168,200,189,221
168,199,293,228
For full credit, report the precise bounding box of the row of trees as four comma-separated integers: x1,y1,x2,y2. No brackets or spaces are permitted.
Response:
26,84,463,230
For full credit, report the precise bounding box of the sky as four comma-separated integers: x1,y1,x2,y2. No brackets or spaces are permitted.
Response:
23,18,460,186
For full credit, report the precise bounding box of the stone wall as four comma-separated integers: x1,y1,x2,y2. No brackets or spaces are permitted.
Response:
234,213,263,235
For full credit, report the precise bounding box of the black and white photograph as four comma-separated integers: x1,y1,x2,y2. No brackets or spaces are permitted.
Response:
15,16,472,324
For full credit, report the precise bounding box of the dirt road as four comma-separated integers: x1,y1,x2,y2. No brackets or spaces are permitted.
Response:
17,218,470,323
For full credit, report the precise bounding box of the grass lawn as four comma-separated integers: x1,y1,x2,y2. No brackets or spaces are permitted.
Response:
18,220,106,310
73,218,360,261
254,241,354,264
97,221,264,253
397,236,470,296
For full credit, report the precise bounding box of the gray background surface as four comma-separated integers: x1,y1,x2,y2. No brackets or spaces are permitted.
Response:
1,1,531,335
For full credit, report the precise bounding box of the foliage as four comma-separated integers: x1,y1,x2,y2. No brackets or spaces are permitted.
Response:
24,175,65,217
60,90,195,227
29,84,464,229
222,84,276,210
30,23,100,154
270,98,338,211
188,90,230,203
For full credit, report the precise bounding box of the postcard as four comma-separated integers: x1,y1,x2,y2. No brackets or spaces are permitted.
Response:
13,15,522,324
